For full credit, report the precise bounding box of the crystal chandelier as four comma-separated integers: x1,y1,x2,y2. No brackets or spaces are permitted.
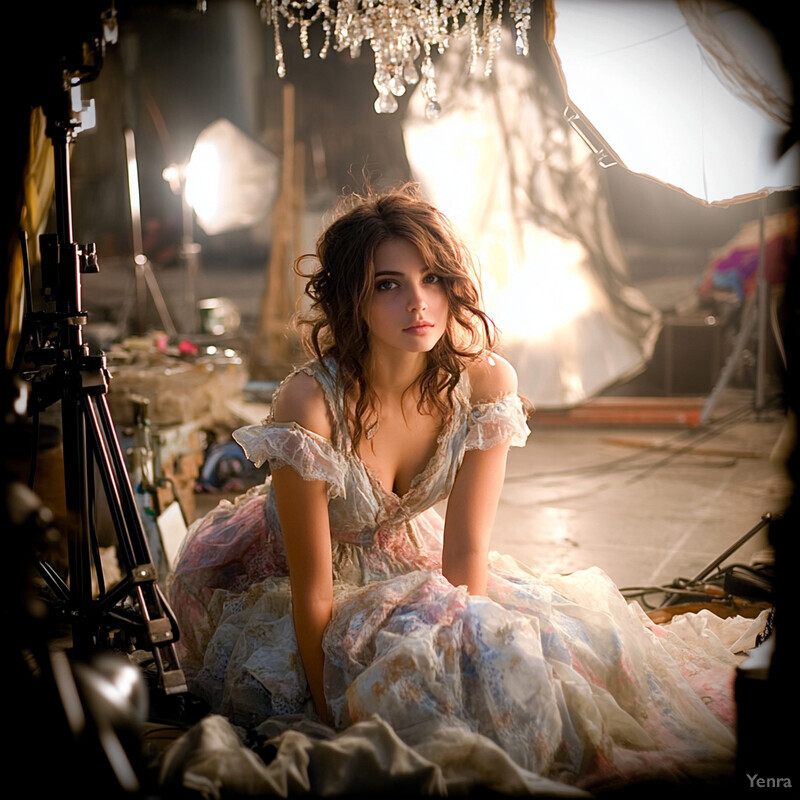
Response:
256,1,533,117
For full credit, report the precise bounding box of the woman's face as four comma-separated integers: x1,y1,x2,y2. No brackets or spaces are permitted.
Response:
365,238,448,357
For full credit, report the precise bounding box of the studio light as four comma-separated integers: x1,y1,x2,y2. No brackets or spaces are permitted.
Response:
547,0,799,418
169,118,280,237
548,0,798,207
161,119,279,333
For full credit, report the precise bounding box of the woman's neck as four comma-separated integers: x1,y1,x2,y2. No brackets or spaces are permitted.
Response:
366,349,428,401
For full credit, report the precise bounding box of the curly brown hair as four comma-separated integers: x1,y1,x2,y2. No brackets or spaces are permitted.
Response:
294,183,496,448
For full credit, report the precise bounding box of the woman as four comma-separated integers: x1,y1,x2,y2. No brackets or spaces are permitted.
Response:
168,185,756,791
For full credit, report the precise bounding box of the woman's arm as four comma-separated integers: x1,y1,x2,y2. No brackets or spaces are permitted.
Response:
270,371,334,724
442,354,518,595
272,466,332,723
442,444,510,595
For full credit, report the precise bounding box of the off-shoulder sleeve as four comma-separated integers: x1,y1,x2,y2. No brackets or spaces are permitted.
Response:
233,421,347,498
464,393,530,451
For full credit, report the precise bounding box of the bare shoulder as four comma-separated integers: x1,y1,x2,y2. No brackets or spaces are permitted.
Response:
272,369,333,439
466,351,518,404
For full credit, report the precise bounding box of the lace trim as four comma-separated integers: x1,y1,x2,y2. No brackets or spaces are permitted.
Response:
464,393,530,451
267,360,345,450
233,422,347,499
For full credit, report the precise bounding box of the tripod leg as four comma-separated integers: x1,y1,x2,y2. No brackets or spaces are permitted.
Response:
82,383,187,694
61,368,97,657
82,392,143,572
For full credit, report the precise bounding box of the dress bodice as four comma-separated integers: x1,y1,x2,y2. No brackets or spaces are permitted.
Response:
232,358,530,545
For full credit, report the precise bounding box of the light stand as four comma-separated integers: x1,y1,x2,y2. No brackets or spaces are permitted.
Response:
701,197,780,424
18,30,186,697
123,126,178,339
162,161,201,335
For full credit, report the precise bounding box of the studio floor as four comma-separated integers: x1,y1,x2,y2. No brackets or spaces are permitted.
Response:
489,390,791,598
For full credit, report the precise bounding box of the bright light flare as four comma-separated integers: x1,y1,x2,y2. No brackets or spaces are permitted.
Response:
184,142,223,231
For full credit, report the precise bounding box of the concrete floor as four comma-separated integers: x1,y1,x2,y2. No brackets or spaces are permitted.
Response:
494,393,790,596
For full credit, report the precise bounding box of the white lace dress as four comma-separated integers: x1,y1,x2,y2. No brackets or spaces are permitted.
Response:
167,358,761,792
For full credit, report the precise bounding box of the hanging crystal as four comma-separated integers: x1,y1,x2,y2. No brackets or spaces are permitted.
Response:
256,1,534,116
388,70,406,97
402,57,419,85
425,100,442,120
375,90,400,114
